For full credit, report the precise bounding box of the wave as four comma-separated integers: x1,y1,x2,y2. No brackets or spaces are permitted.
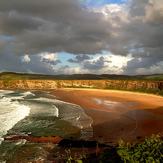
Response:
8,91,36,100
0,90,14,97
0,97,31,144
33,97,93,140
21,91,35,97
27,97,59,117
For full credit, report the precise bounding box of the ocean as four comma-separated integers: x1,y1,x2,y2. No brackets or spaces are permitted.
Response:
0,90,93,162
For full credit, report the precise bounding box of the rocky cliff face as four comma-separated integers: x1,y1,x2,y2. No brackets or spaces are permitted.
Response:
0,80,58,90
0,79,162,93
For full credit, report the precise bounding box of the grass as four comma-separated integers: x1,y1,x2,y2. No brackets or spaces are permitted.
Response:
0,72,162,96
144,75,163,81
0,72,163,81
0,74,36,80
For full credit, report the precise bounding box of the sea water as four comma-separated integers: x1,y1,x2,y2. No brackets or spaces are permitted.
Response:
0,90,93,162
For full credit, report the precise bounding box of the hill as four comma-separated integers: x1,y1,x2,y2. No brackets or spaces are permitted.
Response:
0,72,163,81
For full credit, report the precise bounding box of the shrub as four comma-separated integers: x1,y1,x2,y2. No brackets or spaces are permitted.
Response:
117,134,163,163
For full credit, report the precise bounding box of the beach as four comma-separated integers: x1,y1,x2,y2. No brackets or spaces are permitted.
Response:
0,89,162,162
51,88,163,144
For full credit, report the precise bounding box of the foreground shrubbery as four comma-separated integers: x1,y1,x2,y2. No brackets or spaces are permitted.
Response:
66,134,163,163
118,134,163,163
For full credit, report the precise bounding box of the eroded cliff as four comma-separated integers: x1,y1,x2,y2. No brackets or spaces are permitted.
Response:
0,80,162,95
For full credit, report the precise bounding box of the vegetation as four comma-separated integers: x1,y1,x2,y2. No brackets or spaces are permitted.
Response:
66,149,87,163
0,72,162,96
117,134,163,163
66,134,163,163
0,72,163,80
144,75,163,81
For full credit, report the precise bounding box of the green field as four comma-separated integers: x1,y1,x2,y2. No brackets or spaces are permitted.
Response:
144,75,163,80
0,72,163,81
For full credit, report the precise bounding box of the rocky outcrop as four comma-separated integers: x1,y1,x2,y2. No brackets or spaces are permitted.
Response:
0,79,162,93
0,80,58,90
57,80,163,91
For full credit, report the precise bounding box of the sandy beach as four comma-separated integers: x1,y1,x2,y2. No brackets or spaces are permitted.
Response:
51,88,163,144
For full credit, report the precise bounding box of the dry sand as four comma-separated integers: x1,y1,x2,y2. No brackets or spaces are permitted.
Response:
51,88,163,144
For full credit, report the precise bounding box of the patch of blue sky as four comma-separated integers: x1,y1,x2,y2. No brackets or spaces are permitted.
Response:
39,51,113,68
92,51,112,58
0,36,13,41
101,50,112,55
80,0,126,7
57,52,79,68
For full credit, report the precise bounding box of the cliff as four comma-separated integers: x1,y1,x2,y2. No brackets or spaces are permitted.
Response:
0,79,162,95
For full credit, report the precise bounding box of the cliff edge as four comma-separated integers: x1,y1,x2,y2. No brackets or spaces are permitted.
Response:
0,79,162,95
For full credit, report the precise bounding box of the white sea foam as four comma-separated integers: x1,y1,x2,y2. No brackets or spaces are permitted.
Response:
9,91,36,100
49,98,93,140
9,96,24,100
24,97,93,140
21,91,35,97
53,99,93,140
0,90,14,97
31,97,57,103
53,105,59,117
0,97,31,144
27,97,59,117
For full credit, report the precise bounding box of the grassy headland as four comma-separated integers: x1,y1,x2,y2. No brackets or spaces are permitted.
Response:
0,72,163,80
0,72,163,96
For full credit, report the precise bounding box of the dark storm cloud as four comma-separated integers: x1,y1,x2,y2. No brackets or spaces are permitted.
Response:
68,54,90,63
0,11,43,36
0,0,111,55
0,0,162,58
0,0,163,75
0,38,8,55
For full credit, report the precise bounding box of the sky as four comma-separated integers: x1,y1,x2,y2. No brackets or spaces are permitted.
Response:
0,0,163,75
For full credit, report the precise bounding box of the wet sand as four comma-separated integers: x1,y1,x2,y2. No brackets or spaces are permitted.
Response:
51,88,163,144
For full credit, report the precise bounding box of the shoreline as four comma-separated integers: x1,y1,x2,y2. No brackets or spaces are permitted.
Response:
51,88,163,144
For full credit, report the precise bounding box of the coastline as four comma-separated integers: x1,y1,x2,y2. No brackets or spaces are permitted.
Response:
51,88,163,144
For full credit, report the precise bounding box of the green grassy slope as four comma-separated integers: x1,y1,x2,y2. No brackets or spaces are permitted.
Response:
144,75,163,80
0,72,163,81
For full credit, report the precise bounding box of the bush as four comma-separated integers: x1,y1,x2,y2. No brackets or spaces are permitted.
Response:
117,134,163,163
65,134,163,163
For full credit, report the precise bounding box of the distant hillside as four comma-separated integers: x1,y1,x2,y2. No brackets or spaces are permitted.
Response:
0,72,163,81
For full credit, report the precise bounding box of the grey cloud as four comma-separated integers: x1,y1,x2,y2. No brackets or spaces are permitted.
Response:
0,0,111,55
144,0,163,25
1,0,162,59
129,0,148,17
0,53,60,75
68,54,90,63
42,58,61,65
0,38,8,55
83,56,111,70
23,55,57,74
61,65,70,69
122,57,160,74
0,53,26,73
130,0,163,25
0,0,163,75
0,11,43,36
